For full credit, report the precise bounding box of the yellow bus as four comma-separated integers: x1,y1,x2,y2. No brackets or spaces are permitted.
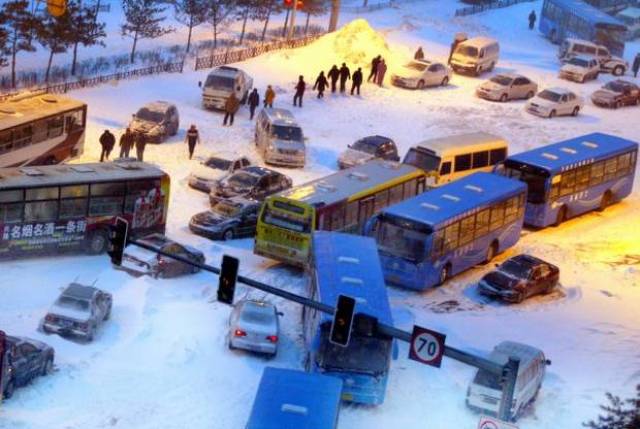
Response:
254,159,427,266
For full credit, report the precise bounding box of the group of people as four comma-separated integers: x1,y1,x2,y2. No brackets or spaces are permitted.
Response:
99,128,149,162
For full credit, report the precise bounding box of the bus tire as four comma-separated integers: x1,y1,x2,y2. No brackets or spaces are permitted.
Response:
484,241,498,264
86,230,108,255
436,264,450,287
554,206,567,227
598,191,612,212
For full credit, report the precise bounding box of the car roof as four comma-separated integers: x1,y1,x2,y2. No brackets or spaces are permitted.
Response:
459,37,498,48
238,166,278,178
608,79,638,88
543,87,574,95
139,101,174,112
355,135,394,147
490,341,544,366
508,254,545,267
62,283,99,300
261,108,299,127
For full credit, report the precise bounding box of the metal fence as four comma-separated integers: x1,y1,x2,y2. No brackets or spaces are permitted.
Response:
194,34,323,71
455,0,536,16
342,1,396,13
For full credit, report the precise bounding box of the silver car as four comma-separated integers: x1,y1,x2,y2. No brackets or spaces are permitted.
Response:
228,300,281,357
188,155,252,193
525,87,584,118
391,59,451,89
476,73,538,102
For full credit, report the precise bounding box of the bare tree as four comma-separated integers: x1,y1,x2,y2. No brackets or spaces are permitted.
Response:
206,0,235,49
300,0,328,35
36,5,75,83
173,0,208,53
253,0,282,42
235,0,258,45
121,0,173,63
0,0,37,88
0,27,8,70
69,0,107,76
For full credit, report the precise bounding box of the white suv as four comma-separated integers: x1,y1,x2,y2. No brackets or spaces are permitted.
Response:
559,38,628,76
559,56,600,83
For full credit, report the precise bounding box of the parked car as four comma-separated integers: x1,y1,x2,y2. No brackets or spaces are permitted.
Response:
559,56,600,83
209,166,292,205
128,101,179,143
255,109,306,168
525,88,583,118
0,335,54,399
476,73,538,102
591,79,640,109
120,234,205,278
391,59,451,89
559,38,628,76
188,155,252,193
478,254,560,303
228,300,281,357
202,66,253,110
450,37,500,76
41,283,112,341
337,135,400,169
189,197,261,240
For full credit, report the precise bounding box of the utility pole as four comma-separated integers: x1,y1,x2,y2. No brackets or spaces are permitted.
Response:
329,0,340,32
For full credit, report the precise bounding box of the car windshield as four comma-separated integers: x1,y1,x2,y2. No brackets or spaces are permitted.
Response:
212,201,242,217
503,162,548,204
474,369,501,390
272,125,302,142
603,81,627,93
56,296,90,312
351,139,381,155
403,147,441,173
405,62,427,71
537,90,562,102
567,57,589,67
500,259,532,278
490,75,512,86
205,75,234,90
135,107,164,123
240,303,274,324
371,216,429,262
261,204,311,233
455,45,478,58
318,330,391,375
204,157,232,170
228,172,259,188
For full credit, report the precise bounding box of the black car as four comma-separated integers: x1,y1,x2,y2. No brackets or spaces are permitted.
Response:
1,336,54,399
478,254,559,303
209,166,292,206
337,135,400,169
190,197,260,241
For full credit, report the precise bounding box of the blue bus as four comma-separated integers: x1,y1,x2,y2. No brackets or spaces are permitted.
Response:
303,231,394,405
540,0,627,56
245,367,343,429
500,133,638,228
364,172,527,290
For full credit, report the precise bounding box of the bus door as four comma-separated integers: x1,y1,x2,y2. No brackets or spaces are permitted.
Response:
358,197,375,225
417,177,426,194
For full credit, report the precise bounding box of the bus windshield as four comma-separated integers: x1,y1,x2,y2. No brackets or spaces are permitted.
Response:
373,216,429,262
403,147,441,173
319,332,391,375
503,162,548,204
262,204,311,233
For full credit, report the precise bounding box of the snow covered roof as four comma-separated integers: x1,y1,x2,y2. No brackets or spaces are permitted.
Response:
490,341,545,367
552,0,626,28
63,283,99,300
416,132,506,156
138,101,174,113
262,108,299,127
208,66,242,78
458,36,498,48
0,93,86,131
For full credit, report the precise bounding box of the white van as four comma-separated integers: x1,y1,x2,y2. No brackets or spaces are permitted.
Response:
559,38,628,76
403,132,508,186
255,109,306,168
466,342,550,420
201,66,253,110
450,37,500,76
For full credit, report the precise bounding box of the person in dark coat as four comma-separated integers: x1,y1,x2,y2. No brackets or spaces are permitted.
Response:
185,124,200,159
135,132,147,162
327,65,340,93
99,130,115,162
633,53,640,78
248,89,260,119
119,128,135,158
313,71,329,99
414,47,424,60
223,92,240,126
376,59,387,87
528,10,537,30
351,67,363,95
368,55,381,82
293,75,306,107
338,63,351,93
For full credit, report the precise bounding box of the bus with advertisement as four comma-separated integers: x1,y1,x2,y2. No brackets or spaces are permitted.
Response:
498,132,637,228
303,231,395,405
254,159,427,266
0,160,170,259
0,92,87,167
364,172,527,290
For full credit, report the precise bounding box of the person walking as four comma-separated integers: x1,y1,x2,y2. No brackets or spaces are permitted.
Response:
376,59,387,87
99,129,115,162
135,132,147,162
633,53,640,78
313,71,329,98
248,89,260,119
264,85,275,108
327,65,340,93
119,128,135,158
368,55,381,82
528,10,537,30
185,124,200,160
414,46,424,60
351,67,363,95
223,93,240,126
338,63,351,93
293,75,306,107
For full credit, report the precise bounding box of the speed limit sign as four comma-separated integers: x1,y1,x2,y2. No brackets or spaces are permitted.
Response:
408,325,446,367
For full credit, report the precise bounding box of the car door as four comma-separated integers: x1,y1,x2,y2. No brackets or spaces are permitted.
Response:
17,343,39,382
238,205,259,236
538,264,554,292
231,159,242,173
252,176,268,200
512,78,527,99
559,94,570,115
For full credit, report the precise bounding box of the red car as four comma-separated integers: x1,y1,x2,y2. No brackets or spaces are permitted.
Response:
591,80,640,109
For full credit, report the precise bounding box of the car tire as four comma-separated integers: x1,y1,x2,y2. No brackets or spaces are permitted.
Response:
548,110,556,119
4,378,15,399
500,93,508,102
612,66,624,76
554,206,567,227
41,357,54,376
436,264,450,287
526,91,534,99
441,76,449,86
598,190,612,212
572,106,580,116
223,229,234,241
85,230,108,255
417,80,425,89
228,341,236,351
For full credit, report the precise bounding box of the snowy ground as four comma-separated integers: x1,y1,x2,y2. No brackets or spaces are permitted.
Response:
1,1,640,428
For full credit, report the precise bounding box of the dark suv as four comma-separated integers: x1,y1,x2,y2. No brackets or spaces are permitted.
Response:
337,135,400,169
1,335,54,399
478,254,560,303
209,166,292,205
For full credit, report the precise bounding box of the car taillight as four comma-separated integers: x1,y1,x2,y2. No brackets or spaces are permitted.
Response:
45,314,56,323
234,329,247,337
266,335,278,343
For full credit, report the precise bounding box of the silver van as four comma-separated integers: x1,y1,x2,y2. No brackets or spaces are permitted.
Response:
466,341,550,420
255,109,306,168
451,37,500,76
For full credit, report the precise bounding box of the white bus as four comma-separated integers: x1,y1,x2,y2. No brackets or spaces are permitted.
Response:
0,92,87,168
403,132,508,186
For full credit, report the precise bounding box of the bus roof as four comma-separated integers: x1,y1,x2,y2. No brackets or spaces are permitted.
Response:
381,172,526,228
246,367,343,429
416,132,506,156
506,133,639,175
0,161,167,189
549,0,626,27
277,160,423,207
312,231,393,325
0,92,86,131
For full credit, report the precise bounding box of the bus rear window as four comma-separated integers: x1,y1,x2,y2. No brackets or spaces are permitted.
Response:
273,200,306,215
262,205,311,233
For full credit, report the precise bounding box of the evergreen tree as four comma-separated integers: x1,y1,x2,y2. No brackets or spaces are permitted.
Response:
584,385,640,429
69,0,107,76
0,0,37,88
36,5,75,83
206,0,235,49
173,0,208,53
0,27,8,70
121,0,173,63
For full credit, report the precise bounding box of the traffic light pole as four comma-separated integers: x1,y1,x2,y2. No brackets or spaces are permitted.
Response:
125,238,519,421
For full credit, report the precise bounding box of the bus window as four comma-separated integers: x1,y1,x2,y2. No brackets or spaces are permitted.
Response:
345,201,358,228
560,170,576,196
504,197,518,224
489,203,504,231
603,157,617,182
431,230,444,258
32,121,48,144
490,148,507,164
459,216,475,246
91,182,126,196
374,189,388,212
0,189,23,203
472,151,489,169
617,153,631,176
89,196,123,217
47,116,64,138
474,209,490,238
61,185,89,198
403,179,417,198
24,201,58,222
575,166,590,192
389,184,404,205
455,154,472,172
443,222,459,252
26,187,59,201
440,161,452,176
329,207,345,231
14,126,32,148
0,131,11,154
589,161,604,186
0,202,23,224
60,198,88,219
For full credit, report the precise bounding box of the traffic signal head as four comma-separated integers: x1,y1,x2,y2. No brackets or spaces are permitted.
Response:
329,295,356,347
47,0,67,17
218,255,239,305
107,217,129,266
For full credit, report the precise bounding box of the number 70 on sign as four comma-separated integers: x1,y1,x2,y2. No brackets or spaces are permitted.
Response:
408,325,447,368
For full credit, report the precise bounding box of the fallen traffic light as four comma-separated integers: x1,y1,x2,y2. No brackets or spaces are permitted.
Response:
107,217,129,266
330,294,356,347
218,255,239,305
